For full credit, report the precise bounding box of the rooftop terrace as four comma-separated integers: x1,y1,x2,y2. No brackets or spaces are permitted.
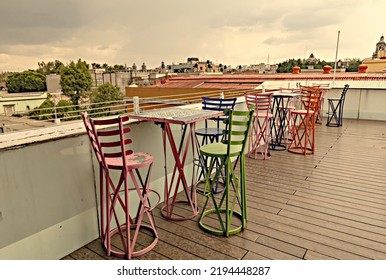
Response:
1,81,386,261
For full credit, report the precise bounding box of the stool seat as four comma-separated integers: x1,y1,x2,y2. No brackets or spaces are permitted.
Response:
195,127,222,137
105,152,153,169
279,105,296,110
200,142,242,158
292,109,315,115
254,112,273,118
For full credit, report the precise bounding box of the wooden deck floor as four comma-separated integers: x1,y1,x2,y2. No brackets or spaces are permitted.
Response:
63,119,386,260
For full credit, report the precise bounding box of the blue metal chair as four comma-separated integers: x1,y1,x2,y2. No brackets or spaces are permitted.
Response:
195,97,237,144
326,84,350,127
194,97,237,192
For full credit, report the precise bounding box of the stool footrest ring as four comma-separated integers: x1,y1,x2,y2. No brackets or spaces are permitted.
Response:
198,208,245,236
104,224,158,258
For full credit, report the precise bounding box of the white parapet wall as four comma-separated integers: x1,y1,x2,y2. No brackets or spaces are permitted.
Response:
0,101,248,259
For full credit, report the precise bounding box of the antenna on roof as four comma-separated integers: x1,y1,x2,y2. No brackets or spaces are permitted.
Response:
333,30,340,86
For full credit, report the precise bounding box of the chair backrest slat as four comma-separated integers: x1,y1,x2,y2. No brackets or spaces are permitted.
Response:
81,112,102,164
300,86,323,113
81,114,134,168
244,92,273,113
202,97,237,129
340,84,350,103
312,83,330,89
222,110,254,156
279,88,301,94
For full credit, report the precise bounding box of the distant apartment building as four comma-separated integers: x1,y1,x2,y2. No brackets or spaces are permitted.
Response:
167,57,222,73
0,92,47,115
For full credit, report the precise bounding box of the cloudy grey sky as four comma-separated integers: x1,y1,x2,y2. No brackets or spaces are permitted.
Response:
1,0,385,71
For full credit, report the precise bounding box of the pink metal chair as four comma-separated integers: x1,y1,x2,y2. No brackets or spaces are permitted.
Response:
278,87,302,111
277,87,302,145
245,92,273,159
312,83,330,124
81,112,159,259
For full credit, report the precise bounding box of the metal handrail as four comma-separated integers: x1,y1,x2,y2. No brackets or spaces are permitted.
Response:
0,87,263,133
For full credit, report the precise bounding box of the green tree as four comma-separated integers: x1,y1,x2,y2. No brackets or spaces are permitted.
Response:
89,83,124,116
60,59,93,106
91,63,101,69
28,98,54,120
6,70,47,93
345,58,362,72
277,59,301,73
56,99,77,120
37,60,64,75
0,72,10,83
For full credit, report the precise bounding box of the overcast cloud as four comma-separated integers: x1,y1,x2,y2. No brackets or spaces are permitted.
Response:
1,0,385,71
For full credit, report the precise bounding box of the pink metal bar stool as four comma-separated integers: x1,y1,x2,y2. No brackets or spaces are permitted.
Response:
277,87,302,145
82,112,159,259
245,92,273,159
312,83,330,124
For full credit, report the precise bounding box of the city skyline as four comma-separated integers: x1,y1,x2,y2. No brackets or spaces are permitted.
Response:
0,0,385,72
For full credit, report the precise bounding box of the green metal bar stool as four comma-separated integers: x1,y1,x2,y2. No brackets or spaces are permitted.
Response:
198,109,254,236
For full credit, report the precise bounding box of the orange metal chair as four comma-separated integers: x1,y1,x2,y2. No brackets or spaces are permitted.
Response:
245,92,273,159
288,86,323,155
81,112,159,259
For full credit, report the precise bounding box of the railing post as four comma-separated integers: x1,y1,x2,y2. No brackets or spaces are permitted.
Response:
133,96,140,114
54,100,60,125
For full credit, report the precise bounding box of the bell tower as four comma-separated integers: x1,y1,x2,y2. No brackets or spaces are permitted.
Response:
372,35,386,59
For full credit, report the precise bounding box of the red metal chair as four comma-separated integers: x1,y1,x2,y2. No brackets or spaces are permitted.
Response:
81,112,159,259
288,86,323,155
244,92,273,159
